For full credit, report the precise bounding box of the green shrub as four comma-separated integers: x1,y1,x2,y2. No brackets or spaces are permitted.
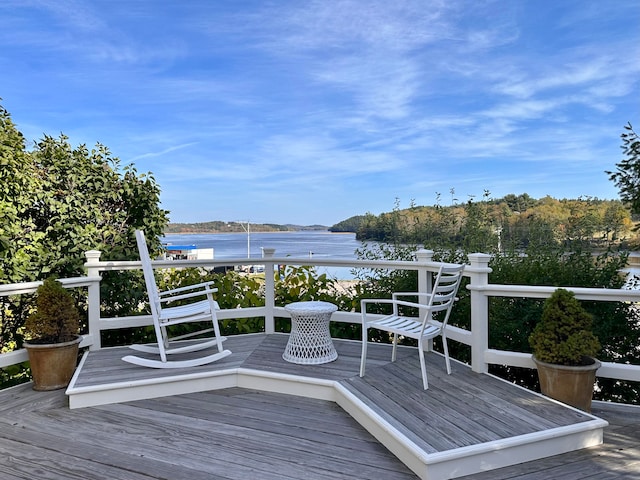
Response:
529,288,600,365
24,278,80,344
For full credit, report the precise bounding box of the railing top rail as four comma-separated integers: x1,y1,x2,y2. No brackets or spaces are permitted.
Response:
2,249,639,393
0,276,101,297
468,283,640,301
84,256,463,273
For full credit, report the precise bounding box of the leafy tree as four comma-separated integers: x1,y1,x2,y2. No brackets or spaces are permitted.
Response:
355,194,635,249
602,202,632,242
0,103,169,353
355,212,384,241
608,123,640,217
0,105,40,278
460,191,499,252
329,215,365,233
499,193,538,213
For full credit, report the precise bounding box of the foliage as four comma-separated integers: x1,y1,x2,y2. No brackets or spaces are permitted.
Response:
208,270,265,335
353,239,419,294
350,191,640,403
0,103,169,353
100,268,266,346
329,215,366,233
528,289,600,365
353,221,467,308
275,265,332,303
274,265,354,336
0,363,30,388
101,264,355,346
355,194,635,250
608,123,640,219
351,238,471,354
24,278,80,344
484,243,639,402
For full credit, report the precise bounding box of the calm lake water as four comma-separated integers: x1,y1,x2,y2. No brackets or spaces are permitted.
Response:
162,231,363,279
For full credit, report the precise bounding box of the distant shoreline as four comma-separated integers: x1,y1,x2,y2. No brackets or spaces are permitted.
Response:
164,221,332,235
163,231,355,235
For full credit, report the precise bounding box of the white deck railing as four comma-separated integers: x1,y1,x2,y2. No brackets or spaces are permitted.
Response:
2,248,640,385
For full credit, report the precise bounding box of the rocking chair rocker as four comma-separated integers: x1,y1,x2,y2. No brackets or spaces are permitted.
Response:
122,230,231,368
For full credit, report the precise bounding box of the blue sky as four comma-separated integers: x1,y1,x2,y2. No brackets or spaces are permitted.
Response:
1,1,639,226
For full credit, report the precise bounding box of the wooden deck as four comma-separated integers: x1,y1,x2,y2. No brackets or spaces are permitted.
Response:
1,334,622,479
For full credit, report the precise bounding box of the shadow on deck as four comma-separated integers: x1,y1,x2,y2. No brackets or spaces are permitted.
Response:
62,334,606,479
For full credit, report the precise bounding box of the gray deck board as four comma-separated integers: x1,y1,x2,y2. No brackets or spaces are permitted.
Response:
341,351,593,454
0,383,417,480
64,334,605,464
73,333,263,387
2,333,638,479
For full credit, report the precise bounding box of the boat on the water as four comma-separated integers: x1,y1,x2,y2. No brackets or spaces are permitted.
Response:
162,244,214,260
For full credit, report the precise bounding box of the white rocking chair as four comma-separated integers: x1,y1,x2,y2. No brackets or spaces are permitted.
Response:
360,263,465,389
122,230,231,368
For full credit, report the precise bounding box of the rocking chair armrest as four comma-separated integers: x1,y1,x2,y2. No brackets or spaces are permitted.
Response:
159,281,217,297
159,282,218,304
161,290,216,304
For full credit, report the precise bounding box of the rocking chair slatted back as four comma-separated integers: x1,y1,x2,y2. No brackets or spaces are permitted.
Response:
121,230,231,368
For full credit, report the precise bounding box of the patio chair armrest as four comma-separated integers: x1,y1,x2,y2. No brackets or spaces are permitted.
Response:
361,297,394,309
392,292,434,301
361,297,430,316
393,292,460,303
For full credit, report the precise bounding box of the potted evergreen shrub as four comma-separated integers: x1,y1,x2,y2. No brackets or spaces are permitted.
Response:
529,288,601,411
23,278,81,391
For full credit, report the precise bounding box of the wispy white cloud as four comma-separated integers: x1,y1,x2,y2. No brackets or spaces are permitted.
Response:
255,0,453,53
129,143,199,162
1,0,638,224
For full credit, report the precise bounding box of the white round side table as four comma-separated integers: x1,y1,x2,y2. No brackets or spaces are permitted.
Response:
283,301,338,365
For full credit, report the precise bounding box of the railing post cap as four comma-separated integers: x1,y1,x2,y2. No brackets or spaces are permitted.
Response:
85,250,102,262
468,252,491,263
416,249,434,261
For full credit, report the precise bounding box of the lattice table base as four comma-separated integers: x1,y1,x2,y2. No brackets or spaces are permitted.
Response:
283,301,338,365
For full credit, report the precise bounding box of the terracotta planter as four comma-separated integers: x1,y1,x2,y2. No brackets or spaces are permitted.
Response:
24,336,81,391
533,356,601,412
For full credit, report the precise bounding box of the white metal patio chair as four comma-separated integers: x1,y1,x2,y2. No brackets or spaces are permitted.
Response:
122,230,231,368
360,263,465,389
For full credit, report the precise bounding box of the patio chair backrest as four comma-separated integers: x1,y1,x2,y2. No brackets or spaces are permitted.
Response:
425,264,465,327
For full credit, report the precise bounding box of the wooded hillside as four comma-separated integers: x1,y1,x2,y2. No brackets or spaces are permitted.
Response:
332,194,636,251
